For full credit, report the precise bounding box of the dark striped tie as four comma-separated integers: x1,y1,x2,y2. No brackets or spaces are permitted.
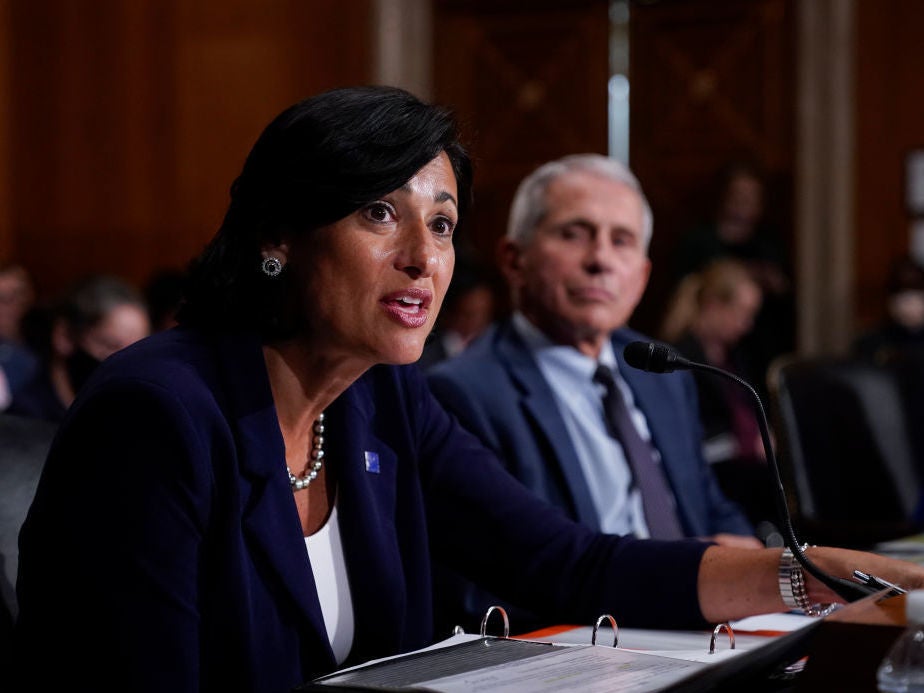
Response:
593,364,684,539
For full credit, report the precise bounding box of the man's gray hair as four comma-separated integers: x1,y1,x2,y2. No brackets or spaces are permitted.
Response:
506,154,653,251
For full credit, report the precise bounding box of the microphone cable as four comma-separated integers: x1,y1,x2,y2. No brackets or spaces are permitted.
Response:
623,340,879,602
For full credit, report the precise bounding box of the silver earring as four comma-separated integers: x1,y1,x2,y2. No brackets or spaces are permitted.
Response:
261,256,283,277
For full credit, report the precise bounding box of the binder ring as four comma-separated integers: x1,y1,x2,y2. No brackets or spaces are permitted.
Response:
709,622,736,654
479,605,510,639
591,614,619,647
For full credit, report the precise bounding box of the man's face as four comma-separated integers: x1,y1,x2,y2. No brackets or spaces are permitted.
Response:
502,170,651,357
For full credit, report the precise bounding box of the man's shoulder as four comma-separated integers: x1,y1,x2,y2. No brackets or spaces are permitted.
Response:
426,323,532,405
610,326,651,350
428,323,510,373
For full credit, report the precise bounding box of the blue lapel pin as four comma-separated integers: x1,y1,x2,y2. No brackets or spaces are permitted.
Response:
364,451,380,474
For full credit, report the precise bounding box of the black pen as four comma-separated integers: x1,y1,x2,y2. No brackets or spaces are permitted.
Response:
853,569,908,596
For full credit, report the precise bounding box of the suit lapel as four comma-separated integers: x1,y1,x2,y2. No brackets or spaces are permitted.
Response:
496,323,601,530
213,333,335,669
326,374,409,659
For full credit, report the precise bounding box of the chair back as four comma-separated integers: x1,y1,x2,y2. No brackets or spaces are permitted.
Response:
0,414,56,617
769,356,922,546
0,415,55,693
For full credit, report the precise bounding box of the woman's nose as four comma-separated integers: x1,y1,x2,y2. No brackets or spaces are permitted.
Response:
396,221,439,278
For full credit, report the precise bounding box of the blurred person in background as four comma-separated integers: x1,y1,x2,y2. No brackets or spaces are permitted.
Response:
0,264,34,343
0,264,38,411
10,275,150,422
674,161,794,385
854,255,924,364
661,258,775,528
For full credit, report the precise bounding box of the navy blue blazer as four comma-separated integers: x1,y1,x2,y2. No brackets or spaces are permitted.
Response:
427,321,753,537
14,328,709,692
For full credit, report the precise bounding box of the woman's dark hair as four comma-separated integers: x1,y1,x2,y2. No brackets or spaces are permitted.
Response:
177,85,473,336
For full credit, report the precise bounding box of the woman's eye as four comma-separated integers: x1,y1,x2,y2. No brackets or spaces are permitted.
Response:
364,202,394,223
432,217,456,237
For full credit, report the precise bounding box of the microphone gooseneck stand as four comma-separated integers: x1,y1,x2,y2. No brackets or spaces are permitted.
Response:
622,340,879,603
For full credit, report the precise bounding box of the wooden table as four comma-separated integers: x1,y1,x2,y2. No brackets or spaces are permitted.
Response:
795,591,906,691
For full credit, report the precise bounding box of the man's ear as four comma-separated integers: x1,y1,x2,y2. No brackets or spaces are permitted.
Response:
641,256,652,290
496,237,526,288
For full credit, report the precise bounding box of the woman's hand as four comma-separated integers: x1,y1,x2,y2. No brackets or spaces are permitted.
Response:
803,546,924,605
696,545,924,624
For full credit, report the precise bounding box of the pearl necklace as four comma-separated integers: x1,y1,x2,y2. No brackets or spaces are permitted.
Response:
288,412,325,491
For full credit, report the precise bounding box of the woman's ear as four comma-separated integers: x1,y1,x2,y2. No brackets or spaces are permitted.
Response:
260,240,290,266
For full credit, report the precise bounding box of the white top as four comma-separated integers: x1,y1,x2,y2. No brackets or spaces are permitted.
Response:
304,503,354,664
513,312,676,537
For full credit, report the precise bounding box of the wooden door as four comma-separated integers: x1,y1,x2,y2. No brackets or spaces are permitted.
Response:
2,0,372,301
628,0,795,338
432,0,610,298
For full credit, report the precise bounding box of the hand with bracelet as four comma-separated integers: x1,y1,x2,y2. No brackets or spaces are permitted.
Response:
777,545,837,617
695,544,924,624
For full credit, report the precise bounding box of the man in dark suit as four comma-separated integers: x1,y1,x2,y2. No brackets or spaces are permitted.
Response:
427,153,759,631
429,153,758,540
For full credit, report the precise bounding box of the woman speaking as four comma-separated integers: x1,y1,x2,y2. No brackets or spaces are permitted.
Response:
13,86,924,692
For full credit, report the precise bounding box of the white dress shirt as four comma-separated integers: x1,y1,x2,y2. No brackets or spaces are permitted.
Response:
512,312,666,537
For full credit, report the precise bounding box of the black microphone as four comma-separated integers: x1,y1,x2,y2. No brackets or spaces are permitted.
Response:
623,340,878,603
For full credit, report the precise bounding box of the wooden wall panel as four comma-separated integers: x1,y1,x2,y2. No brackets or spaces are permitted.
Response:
2,0,915,338
0,1,10,262
432,0,609,277
171,0,373,270
628,0,795,336
854,0,924,331
3,0,372,301
7,1,169,296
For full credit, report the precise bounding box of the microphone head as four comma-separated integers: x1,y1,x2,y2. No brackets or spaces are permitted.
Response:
623,341,685,373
